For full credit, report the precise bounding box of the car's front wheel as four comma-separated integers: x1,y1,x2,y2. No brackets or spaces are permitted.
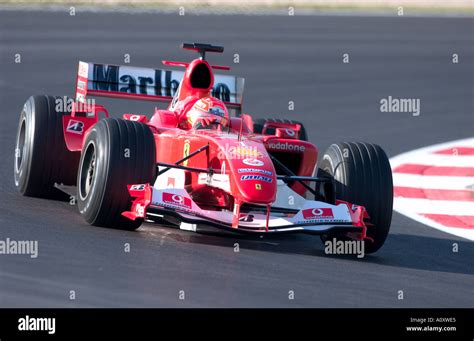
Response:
77,118,156,230
318,142,393,254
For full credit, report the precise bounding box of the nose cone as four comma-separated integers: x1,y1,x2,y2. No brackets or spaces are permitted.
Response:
225,141,277,204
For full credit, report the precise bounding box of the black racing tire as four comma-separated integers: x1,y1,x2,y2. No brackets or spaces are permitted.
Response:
318,142,393,254
253,118,308,141
77,118,156,230
14,95,80,199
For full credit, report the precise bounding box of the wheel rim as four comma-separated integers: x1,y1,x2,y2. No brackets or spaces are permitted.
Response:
15,117,26,174
79,142,96,200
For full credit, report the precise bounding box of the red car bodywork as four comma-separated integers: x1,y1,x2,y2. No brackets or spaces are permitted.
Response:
61,44,369,238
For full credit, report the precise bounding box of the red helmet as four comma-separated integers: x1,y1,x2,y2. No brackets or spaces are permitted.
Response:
186,97,229,130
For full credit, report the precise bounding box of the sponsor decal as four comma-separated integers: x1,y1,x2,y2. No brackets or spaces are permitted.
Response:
302,208,334,220
209,106,225,117
182,139,190,167
66,120,84,134
285,128,296,137
255,184,262,190
194,97,212,111
220,145,263,160
78,61,89,78
212,83,232,103
242,158,264,167
130,184,146,191
241,175,273,183
77,80,86,91
89,64,238,103
297,219,347,225
267,141,305,152
231,146,262,157
162,193,192,209
135,203,145,217
238,168,273,176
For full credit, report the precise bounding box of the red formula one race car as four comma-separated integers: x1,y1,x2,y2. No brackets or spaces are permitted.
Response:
14,43,393,253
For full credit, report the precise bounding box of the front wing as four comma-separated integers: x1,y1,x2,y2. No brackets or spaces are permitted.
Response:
122,183,369,238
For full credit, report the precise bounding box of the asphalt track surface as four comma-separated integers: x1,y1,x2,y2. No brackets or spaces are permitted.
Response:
0,10,473,307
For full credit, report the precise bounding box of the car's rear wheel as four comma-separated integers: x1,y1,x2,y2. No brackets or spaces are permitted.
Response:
14,95,80,199
318,142,393,254
77,118,156,230
253,118,308,141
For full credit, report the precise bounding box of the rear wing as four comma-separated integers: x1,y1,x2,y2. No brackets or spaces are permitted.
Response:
75,61,245,110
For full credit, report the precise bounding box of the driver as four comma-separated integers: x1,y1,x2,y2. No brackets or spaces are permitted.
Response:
178,97,229,130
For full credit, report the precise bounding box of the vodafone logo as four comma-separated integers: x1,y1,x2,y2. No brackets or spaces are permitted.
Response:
302,208,334,220
268,142,305,152
124,114,146,122
285,129,296,137
243,158,264,167
162,192,192,209
172,194,183,203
